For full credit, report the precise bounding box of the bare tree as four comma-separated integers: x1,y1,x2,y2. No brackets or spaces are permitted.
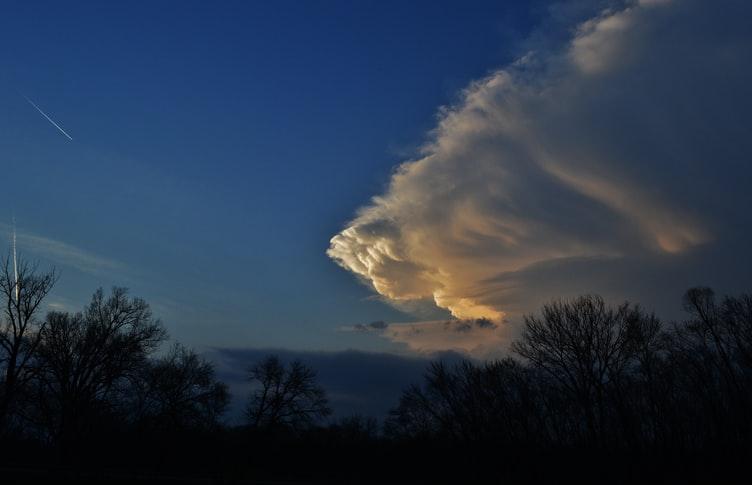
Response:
512,295,651,444
385,359,542,444
246,356,330,431
667,287,752,443
0,256,57,429
131,343,229,430
34,287,167,445
679,288,752,392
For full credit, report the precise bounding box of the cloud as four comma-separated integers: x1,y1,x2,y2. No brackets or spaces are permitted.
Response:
328,0,752,350
0,223,126,276
346,320,389,332
342,318,512,357
383,318,512,357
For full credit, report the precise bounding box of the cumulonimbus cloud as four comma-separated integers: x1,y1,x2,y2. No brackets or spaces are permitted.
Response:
328,0,752,349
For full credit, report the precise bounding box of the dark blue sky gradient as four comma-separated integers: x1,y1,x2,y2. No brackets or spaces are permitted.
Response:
0,0,543,350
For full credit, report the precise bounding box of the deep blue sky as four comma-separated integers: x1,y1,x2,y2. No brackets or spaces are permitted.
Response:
1,0,543,351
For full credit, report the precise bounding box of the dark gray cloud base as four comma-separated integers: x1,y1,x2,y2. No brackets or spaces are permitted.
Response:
210,348,465,421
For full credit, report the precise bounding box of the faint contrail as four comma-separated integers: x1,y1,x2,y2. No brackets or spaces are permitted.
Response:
12,216,19,303
23,95,73,140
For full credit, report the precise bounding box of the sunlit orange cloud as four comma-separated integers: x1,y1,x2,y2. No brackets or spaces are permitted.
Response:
329,0,749,354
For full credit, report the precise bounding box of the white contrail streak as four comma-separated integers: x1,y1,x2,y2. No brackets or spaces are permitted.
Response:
12,217,19,303
23,95,73,140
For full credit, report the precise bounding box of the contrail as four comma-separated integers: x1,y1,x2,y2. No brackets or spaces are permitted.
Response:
23,95,73,140
12,216,19,303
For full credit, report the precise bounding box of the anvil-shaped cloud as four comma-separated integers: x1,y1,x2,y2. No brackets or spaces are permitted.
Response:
329,0,752,352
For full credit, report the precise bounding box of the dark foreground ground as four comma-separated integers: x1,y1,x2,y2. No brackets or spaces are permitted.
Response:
1,429,750,485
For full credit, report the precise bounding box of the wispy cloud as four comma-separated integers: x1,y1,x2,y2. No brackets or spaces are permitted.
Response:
0,223,125,276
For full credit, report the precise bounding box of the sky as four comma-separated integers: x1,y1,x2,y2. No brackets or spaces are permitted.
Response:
1,0,543,352
2,0,752,374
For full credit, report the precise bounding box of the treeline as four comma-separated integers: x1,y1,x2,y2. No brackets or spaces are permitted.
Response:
1,256,751,483
0,260,230,464
387,291,752,449
383,292,752,483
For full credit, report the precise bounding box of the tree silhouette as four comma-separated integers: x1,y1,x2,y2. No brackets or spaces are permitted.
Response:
131,343,229,431
666,287,752,445
385,358,542,445
0,256,57,430
34,287,167,447
0,286,751,483
332,414,380,442
512,295,655,444
245,355,330,431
